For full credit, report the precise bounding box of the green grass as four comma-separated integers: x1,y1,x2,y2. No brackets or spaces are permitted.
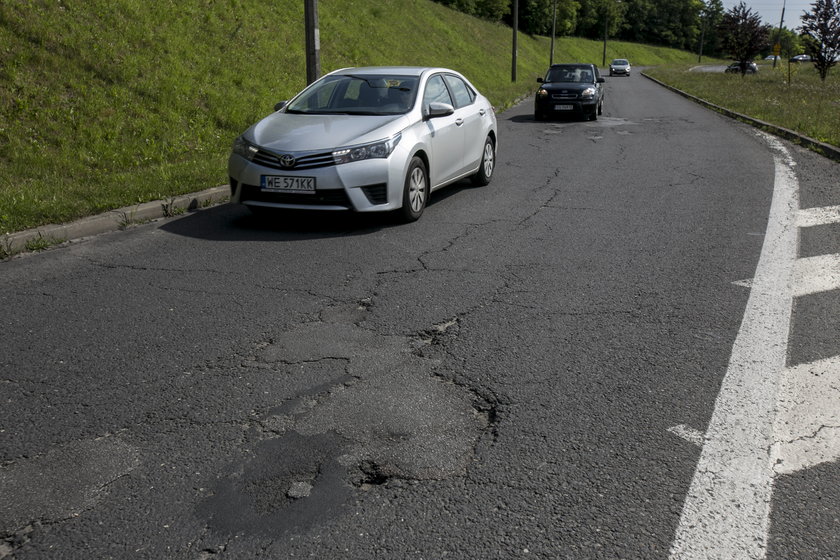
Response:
646,63,840,147
0,0,709,234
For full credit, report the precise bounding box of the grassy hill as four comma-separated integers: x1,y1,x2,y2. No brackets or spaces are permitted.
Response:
0,0,702,234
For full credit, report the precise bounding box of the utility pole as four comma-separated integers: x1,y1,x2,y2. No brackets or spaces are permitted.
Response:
602,10,608,67
304,0,321,84
773,0,786,69
550,0,557,65
512,0,518,81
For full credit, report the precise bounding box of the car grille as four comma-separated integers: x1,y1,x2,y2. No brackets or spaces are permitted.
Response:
252,149,336,171
551,93,578,100
240,184,352,208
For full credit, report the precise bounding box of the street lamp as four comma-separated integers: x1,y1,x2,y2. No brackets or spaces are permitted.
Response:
602,0,621,67
304,0,321,84
550,0,557,65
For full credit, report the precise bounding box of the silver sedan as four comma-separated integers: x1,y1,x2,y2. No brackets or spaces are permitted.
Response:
228,66,498,222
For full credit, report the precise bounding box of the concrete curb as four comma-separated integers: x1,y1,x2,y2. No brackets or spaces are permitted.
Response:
641,71,840,164
1,185,230,256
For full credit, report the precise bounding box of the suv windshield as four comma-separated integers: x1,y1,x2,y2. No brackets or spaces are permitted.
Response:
546,65,594,83
285,74,419,116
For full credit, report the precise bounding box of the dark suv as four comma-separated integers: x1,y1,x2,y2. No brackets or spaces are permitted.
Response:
534,63,605,121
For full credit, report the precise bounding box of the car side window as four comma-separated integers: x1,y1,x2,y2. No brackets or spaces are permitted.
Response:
443,75,474,108
423,75,453,108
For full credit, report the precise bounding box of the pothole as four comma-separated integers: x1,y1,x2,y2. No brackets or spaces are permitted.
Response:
199,310,500,535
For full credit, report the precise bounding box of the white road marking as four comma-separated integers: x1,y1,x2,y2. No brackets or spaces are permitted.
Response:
668,425,705,447
793,254,840,297
669,134,799,560
731,279,753,288
772,355,840,475
797,205,840,227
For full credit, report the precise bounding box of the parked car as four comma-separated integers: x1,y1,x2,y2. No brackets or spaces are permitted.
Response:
790,54,812,62
609,58,631,76
764,55,781,62
534,63,605,121
228,66,498,222
725,61,758,74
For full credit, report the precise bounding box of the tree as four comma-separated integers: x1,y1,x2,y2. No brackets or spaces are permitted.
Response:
719,2,770,75
800,0,840,81
697,0,725,59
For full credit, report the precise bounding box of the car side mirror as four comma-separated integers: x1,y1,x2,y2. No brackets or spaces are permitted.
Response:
274,101,288,111
426,102,455,119
597,77,605,83
537,77,544,83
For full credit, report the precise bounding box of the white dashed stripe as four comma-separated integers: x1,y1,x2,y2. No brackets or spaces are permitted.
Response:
793,254,840,297
797,205,840,227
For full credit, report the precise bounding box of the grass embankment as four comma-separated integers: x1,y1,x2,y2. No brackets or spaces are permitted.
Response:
646,63,840,147
1,0,704,235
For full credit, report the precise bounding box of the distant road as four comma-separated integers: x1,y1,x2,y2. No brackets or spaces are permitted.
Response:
689,64,727,72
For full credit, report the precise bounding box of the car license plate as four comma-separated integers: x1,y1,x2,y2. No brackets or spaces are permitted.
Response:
260,175,316,193
555,104,573,111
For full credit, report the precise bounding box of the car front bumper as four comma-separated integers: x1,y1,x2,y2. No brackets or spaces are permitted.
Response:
228,152,407,213
535,98,599,117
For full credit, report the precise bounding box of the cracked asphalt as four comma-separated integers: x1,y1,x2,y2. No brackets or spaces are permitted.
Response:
1,75,839,559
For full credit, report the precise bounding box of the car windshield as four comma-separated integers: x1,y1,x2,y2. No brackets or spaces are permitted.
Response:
612,60,628,65
285,74,419,116
546,66,594,83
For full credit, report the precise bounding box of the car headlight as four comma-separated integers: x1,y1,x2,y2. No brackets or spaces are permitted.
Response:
232,136,258,161
581,87,596,100
537,88,549,98
332,133,401,165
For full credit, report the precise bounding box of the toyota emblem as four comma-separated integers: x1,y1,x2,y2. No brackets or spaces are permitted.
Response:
279,154,296,168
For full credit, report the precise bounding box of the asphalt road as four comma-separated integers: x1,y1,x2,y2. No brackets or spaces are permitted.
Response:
2,73,839,559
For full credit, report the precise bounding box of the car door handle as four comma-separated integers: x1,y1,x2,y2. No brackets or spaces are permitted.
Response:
455,118,464,126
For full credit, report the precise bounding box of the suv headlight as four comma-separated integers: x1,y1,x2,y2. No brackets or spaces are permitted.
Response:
537,88,549,98
232,136,258,160
332,133,402,165
581,87,596,100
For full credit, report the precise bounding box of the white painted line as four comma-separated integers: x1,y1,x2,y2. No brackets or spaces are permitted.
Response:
732,279,753,288
670,133,798,560
793,254,840,297
772,355,840,475
668,425,705,447
797,205,840,228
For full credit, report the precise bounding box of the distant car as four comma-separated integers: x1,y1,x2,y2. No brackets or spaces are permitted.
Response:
725,61,758,74
609,59,631,76
764,55,781,62
534,63,605,121
790,54,812,62
228,66,498,222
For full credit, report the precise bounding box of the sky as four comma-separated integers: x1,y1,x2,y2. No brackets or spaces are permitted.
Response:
724,0,815,28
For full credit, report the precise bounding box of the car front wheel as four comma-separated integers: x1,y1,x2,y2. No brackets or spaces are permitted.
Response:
400,156,428,222
472,136,495,187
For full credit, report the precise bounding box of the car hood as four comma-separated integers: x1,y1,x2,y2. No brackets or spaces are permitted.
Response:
245,113,410,152
540,82,596,92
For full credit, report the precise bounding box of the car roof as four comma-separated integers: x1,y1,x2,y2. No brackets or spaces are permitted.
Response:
328,66,453,78
549,63,594,68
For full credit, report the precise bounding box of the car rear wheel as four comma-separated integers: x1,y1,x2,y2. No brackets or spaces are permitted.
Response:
400,156,428,222
472,136,495,187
